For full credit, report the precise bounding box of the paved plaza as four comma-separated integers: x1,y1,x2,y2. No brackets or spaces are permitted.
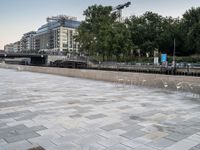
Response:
0,68,200,150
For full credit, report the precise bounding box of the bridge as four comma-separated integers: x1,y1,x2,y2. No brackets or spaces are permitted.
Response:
0,52,88,68
0,53,48,65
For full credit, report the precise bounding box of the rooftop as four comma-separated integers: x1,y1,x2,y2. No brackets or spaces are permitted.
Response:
36,15,81,35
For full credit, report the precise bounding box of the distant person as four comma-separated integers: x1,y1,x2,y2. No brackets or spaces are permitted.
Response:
171,61,176,74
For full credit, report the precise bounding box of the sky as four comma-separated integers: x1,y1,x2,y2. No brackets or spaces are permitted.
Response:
0,0,200,49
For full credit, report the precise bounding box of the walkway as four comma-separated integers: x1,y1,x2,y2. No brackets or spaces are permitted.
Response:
0,69,200,150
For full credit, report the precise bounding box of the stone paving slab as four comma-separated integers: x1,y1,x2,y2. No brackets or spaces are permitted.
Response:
121,130,147,140
147,138,175,149
189,144,200,150
164,138,199,150
28,137,57,150
0,68,200,150
107,144,132,150
4,132,40,143
0,140,37,150
100,122,127,131
86,113,107,120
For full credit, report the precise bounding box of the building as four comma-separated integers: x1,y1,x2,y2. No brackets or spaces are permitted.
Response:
4,15,80,54
3,41,20,53
34,15,80,53
20,31,36,51
4,43,14,52
13,41,21,52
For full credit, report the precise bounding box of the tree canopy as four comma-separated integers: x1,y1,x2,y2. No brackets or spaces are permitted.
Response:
75,5,200,61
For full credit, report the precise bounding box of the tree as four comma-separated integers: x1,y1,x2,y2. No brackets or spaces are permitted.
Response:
181,7,200,55
127,15,145,54
75,5,117,61
76,5,200,62
157,17,180,55
75,22,95,56
111,22,132,61
128,12,164,56
187,23,200,54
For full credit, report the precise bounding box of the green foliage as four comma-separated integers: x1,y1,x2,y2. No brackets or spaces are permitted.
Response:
75,5,117,60
179,7,200,55
75,5,200,62
168,55,200,63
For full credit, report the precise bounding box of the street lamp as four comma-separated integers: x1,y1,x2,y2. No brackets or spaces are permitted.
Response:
173,39,176,62
172,38,176,74
173,38,176,67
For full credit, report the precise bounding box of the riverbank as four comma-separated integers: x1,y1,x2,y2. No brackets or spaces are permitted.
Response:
0,63,200,94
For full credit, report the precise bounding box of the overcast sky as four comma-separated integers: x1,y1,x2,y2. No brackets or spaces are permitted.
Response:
0,0,200,49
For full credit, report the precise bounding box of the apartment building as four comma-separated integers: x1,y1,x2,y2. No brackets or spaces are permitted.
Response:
20,31,36,51
13,41,21,52
4,15,80,53
4,43,14,52
34,15,80,53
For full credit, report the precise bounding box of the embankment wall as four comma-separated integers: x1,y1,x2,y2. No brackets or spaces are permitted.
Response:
0,64,199,94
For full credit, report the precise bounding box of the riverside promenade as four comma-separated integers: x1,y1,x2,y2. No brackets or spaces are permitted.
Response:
0,67,200,150
0,64,200,94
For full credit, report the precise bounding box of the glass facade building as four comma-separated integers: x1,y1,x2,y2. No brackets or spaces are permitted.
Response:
34,16,81,53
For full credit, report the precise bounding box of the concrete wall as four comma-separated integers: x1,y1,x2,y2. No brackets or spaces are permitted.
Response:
0,64,200,94
47,55,69,64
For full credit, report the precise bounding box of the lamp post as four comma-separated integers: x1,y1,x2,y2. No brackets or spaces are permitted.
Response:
172,38,176,74
173,38,176,63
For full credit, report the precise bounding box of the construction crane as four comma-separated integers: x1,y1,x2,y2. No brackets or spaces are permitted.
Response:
112,1,131,21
